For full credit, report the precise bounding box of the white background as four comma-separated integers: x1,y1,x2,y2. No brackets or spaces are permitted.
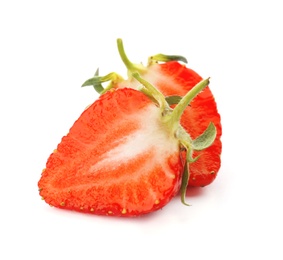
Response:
1,0,282,259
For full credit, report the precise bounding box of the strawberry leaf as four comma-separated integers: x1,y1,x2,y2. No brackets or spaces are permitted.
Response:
192,122,217,151
81,76,104,94
168,78,210,132
165,95,183,105
93,68,104,93
180,162,190,206
150,54,187,64
82,72,124,94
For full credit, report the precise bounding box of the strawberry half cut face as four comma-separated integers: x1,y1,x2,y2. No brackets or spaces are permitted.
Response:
133,62,222,187
39,88,184,216
39,72,216,216
82,39,222,188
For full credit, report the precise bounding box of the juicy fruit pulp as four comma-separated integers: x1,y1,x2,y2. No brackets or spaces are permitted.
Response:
39,88,184,216
129,62,222,187
39,39,220,217
82,39,222,187
39,77,215,216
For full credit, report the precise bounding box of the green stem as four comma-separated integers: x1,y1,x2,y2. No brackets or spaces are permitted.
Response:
169,78,210,128
180,161,190,206
117,38,147,74
132,72,168,111
117,38,135,71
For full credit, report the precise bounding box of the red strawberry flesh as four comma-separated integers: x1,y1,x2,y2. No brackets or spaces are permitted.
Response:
146,62,222,186
39,88,183,216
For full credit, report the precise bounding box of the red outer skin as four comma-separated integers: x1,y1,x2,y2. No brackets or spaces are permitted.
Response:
142,61,222,187
38,88,183,217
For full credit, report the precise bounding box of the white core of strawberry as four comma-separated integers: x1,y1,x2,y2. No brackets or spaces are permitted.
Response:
89,105,179,178
82,39,217,206
130,73,215,205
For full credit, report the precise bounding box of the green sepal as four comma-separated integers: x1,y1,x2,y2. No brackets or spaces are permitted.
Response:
82,72,124,94
132,72,168,111
180,162,191,206
165,95,183,105
187,150,200,163
93,68,104,93
94,68,99,76
150,54,188,64
117,38,147,75
137,86,160,106
192,122,217,151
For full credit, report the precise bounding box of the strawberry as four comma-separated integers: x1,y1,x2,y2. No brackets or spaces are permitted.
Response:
138,62,222,187
82,39,222,187
39,73,215,216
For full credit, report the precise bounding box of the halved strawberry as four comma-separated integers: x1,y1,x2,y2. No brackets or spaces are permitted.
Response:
39,74,215,216
135,62,222,187
82,39,222,187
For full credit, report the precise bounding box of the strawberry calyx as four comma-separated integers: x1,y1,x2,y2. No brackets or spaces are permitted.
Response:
116,38,147,77
81,38,218,205
180,160,191,206
148,54,187,65
165,95,183,105
132,73,217,205
81,39,188,95
117,38,187,75
82,69,124,94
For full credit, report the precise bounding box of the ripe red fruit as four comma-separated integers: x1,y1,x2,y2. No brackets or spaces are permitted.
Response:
39,73,215,216
134,61,222,187
82,39,222,187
